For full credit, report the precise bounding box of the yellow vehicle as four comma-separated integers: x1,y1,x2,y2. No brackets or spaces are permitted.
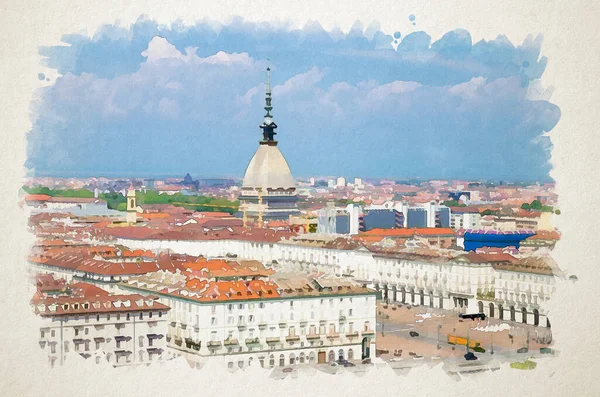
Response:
447,334,480,348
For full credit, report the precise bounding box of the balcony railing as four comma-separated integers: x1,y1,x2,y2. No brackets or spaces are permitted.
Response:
362,330,374,336
207,341,222,348
286,335,300,342
224,338,239,346
266,337,281,344
245,337,261,345
346,332,359,338
278,322,287,329
339,316,347,322
326,333,340,339
306,334,321,340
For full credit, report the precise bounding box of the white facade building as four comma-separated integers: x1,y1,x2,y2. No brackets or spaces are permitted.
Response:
120,275,377,368
34,287,170,367
114,235,557,329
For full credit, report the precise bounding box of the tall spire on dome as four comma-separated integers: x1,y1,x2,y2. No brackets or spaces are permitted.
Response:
265,61,273,118
260,61,278,144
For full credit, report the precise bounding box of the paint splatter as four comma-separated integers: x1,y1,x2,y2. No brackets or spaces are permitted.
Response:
394,32,401,39
38,73,45,80
522,61,530,68
409,14,416,22
393,39,398,45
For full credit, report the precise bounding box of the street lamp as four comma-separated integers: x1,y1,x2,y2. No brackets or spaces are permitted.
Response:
378,310,389,337
437,324,442,350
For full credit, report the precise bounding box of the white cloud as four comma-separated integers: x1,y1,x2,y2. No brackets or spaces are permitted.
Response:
141,36,254,67
273,67,326,96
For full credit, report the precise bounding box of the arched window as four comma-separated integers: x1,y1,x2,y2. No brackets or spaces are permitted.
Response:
533,309,540,326
269,354,275,367
309,352,316,363
299,353,306,363
478,301,484,313
289,353,296,365
521,307,527,324
279,354,285,367
499,304,504,320
328,350,335,362
510,306,516,321
338,349,344,361
139,350,144,362
348,349,354,361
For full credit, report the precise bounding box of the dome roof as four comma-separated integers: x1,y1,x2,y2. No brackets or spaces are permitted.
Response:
242,144,296,190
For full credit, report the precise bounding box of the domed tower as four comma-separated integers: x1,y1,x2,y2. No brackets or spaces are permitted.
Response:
238,66,300,222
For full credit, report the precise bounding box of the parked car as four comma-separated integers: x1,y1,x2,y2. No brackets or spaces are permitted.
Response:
409,331,419,337
517,347,529,354
337,359,356,367
282,367,294,373
361,358,373,365
464,352,478,361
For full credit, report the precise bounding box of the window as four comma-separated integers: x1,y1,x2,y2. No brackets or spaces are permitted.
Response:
64,341,69,353
96,315,100,322
211,305,216,314
85,315,89,323
238,304,244,310
310,311,315,319
228,304,233,311
107,314,111,321
139,313,143,320
259,302,265,309
290,301,294,308
126,313,130,320
40,330,45,338
116,314,120,321
228,362,234,369
75,329,79,337
211,317,216,326
349,309,353,316
96,340,101,350
95,356,100,364
139,336,144,348
249,315,254,323
149,312,153,318
116,340,121,348
51,330,55,337
85,328,89,335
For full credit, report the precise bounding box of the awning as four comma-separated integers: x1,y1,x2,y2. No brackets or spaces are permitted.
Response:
115,336,132,342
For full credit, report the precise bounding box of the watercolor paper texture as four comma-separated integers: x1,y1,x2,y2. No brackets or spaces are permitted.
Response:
1,1,600,396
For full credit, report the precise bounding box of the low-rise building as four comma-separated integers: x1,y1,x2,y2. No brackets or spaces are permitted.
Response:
32,279,170,367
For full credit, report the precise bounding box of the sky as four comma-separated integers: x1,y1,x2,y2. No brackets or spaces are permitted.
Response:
27,16,560,182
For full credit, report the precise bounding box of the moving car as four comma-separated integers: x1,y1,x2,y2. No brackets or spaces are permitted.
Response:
409,331,420,337
458,313,486,321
